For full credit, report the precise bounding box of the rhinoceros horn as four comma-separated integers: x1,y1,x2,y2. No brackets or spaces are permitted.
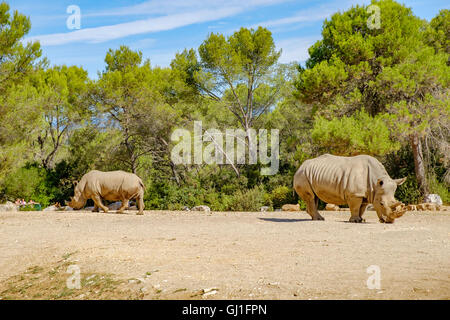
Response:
391,202,407,218
390,201,403,209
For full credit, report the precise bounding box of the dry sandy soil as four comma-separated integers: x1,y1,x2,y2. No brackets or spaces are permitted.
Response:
0,208,449,300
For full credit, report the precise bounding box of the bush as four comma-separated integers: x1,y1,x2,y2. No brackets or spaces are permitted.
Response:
428,174,450,205
228,186,266,212
1,164,56,207
298,199,307,210
384,147,421,204
270,186,296,208
395,175,422,204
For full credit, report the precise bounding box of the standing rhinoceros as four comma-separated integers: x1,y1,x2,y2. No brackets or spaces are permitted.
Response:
293,154,407,223
66,170,145,215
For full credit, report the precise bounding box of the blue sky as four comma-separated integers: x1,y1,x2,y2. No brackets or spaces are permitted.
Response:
10,0,449,78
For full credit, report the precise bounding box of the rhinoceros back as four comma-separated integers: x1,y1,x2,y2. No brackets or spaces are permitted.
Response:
78,170,144,201
296,154,388,205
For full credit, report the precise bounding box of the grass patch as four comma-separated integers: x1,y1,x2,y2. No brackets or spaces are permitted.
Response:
0,256,142,300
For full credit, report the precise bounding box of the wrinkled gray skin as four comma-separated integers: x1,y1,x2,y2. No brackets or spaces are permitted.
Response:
66,170,145,215
293,154,407,223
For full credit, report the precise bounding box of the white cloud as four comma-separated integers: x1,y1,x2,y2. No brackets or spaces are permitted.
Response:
25,7,241,46
24,0,292,46
277,36,319,63
253,0,370,31
254,10,332,30
87,0,292,17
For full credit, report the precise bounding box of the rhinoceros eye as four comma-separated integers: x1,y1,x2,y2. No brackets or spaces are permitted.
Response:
379,180,384,186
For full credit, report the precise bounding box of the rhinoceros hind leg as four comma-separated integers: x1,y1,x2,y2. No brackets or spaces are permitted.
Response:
294,181,324,221
305,194,324,221
137,194,144,215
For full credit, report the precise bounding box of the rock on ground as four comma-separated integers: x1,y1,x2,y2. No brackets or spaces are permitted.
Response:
0,202,18,212
325,204,339,211
191,205,211,213
424,194,443,206
282,204,300,212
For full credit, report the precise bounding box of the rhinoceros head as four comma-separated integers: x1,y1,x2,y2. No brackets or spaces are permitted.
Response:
373,176,407,223
65,187,86,210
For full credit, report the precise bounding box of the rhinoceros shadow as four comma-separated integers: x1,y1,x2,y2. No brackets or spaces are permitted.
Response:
258,218,312,223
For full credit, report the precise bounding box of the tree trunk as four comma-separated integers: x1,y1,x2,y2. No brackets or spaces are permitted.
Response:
410,133,429,196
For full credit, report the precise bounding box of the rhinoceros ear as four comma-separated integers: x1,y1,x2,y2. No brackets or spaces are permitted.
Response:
394,177,407,186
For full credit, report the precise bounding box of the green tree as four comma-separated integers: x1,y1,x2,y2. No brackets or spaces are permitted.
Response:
424,9,450,59
92,46,179,174
174,27,283,131
312,110,400,156
0,2,41,94
0,2,41,178
32,65,90,168
296,0,450,196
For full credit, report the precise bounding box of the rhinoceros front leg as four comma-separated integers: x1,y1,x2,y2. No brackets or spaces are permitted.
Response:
92,195,109,213
117,200,129,214
359,203,368,219
348,197,365,223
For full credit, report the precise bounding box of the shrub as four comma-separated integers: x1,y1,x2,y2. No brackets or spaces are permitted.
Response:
298,199,307,210
384,147,421,204
395,175,422,204
270,186,296,208
228,186,266,212
428,174,450,205
1,164,56,208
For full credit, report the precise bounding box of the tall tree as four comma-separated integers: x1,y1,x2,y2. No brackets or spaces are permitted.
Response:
174,27,283,132
0,2,41,178
92,46,179,174
32,65,90,168
296,0,449,196
0,2,41,94
424,9,450,60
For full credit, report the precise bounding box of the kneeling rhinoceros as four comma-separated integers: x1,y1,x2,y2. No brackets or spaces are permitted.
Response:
293,154,407,223
66,170,145,215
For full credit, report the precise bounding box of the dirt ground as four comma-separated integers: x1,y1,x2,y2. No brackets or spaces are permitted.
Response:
0,208,449,300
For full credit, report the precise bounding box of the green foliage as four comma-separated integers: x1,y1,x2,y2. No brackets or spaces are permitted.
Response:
428,174,450,205
270,186,295,208
424,9,450,56
394,176,422,205
384,147,422,204
1,164,55,207
93,46,181,173
0,2,41,94
298,199,307,211
228,186,266,212
312,110,400,156
0,2,42,180
188,26,283,131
